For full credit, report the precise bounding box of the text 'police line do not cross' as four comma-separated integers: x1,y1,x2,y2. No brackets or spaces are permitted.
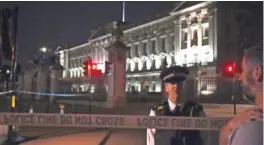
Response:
1,113,230,131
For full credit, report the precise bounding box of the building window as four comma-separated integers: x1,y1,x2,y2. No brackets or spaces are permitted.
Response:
192,28,198,40
74,59,78,68
128,46,131,58
100,48,104,61
203,26,209,38
161,37,166,52
202,15,209,24
71,60,74,68
151,83,156,92
134,44,139,57
181,30,188,49
191,17,198,25
171,35,175,50
202,23,209,46
191,28,198,47
126,50,131,58
78,58,81,67
197,74,217,98
143,42,147,56
181,20,188,29
151,40,156,54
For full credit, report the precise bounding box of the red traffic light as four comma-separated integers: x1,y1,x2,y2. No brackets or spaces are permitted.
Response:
92,64,97,70
83,60,89,77
222,62,237,77
82,58,103,79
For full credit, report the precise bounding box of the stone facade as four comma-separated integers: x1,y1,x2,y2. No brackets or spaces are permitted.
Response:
19,55,64,100
58,2,262,103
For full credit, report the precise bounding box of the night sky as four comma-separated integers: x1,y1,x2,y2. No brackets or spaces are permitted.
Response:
0,1,175,65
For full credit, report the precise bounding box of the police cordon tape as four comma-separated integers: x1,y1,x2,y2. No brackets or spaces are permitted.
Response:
0,90,14,96
19,91,101,97
0,112,230,131
0,90,101,97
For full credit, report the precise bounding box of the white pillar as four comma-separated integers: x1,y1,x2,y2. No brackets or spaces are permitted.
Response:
173,19,181,63
208,8,218,60
165,34,170,53
187,18,192,49
198,14,203,47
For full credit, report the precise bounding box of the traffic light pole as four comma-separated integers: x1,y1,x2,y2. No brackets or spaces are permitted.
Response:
11,6,18,105
232,77,237,115
7,6,18,143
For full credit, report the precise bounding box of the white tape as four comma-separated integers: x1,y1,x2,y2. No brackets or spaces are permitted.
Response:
0,90,13,96
18,91,98,97
0,113,230,131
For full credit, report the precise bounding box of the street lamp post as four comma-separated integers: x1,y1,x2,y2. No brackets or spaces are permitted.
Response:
40,47,48,60
232,77,237,115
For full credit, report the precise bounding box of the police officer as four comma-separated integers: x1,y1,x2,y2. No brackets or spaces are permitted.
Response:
146,66,205,145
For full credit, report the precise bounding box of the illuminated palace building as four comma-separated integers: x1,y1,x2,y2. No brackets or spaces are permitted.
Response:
58,2,262,102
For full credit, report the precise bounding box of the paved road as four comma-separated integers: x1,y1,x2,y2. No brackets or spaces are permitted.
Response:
21,129,111,145
18,127,97,137
19,128,220,145
105,129,145,145
14,106,237,137
19,129,145,145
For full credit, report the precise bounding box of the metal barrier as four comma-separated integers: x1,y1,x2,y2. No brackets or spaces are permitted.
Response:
0,90,107,114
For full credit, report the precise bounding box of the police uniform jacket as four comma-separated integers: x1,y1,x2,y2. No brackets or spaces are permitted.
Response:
147,66,188,145
146,66,208,145
146,99,180,145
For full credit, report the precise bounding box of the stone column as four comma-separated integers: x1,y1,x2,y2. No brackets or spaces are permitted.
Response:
105,41,129,108
154,36,159,55
197,14,203,47
36,67,48,100
208,8,218,61
138,41,143,71
146,37,152,56
187,18,192,49
49,64,63,102
64,50,70,77
173,19,181,62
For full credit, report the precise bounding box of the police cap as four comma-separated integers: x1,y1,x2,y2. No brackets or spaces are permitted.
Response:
159,66,189,83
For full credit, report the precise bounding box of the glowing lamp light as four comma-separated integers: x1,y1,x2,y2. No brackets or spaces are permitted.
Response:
224,63,236,73
92,64,96,70
228,66,233,72
223,62,237,77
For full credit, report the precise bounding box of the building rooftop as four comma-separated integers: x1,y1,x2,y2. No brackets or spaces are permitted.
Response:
64,1,207,51
89,1,202,39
